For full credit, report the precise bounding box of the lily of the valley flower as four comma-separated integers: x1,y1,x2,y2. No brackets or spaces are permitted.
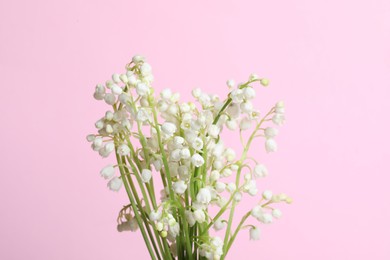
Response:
87,55,290,260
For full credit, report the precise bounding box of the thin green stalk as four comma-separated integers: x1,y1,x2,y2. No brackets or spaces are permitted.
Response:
123,155,164,257
225,212,251,255
149,98,174,199
115,152,157,260
120,156,161,260
124,135,159,210
180,207,193,260
222,107,275,256
199,192,235,236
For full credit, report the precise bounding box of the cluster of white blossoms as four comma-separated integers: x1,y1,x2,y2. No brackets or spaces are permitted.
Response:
87,55,291,260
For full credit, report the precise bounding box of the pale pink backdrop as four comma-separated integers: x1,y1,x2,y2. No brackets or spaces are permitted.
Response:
1,0,389,259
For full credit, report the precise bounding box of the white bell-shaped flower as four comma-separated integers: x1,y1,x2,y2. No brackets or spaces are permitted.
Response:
107,177,122,192
161,122,177,136
191,154,204,167
249,227,260,240
265,138,278,153
173,180,187,194
141,169,152,183
149,210,162,221
264,127,279,138
272,209,282,219
117,144,131,156
185,210,196,227
239,117,252,130
136,82,150,96
213,219,226,231
196,188,212,204
100,165,115,179
272,113,285,126
192,137,204,151
262,190,273,200
193,209,206,223
253,164,268,178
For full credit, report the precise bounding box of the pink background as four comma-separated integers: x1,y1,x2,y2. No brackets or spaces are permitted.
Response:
1,0,390,259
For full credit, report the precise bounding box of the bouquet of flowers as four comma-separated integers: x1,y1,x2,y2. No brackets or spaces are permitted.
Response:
87,55,291,260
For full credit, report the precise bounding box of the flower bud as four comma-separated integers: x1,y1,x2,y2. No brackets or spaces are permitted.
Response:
105,124,113,134
156,222,164,231
105,111,114,121
192,88,202,98
95,119,104,130
262,190,273,200
111,84,123,95
119,74,128,83
136,82,150,96
104,93,116,105
112,73,121,83
132,55,145,63
226,79,235,88
260,78,269,86
128,75,138,86
86,134,95,142
94,84,105,100
254,164,268,178
160,89,172,100
105,80,114,88
140,63,152,76
272,209,282,219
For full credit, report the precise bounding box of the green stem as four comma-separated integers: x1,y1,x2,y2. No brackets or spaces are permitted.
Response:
222,107,275,257
225,212,251,255
149,98,174,200
123,155,165,257
115,152,157,260
120,156,161,260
